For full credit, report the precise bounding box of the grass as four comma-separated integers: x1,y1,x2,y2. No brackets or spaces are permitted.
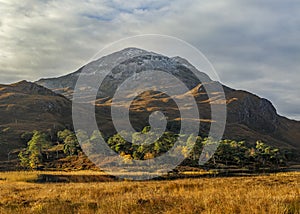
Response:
0,171,299,214
0,171,40,182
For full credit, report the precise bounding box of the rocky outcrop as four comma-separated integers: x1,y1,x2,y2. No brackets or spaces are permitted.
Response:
226,89,278,133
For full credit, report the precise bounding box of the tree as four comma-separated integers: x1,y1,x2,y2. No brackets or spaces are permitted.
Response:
120,152,133,164
254,141,285,169
18,130,50,169
255,140,271,167
214,140,233,166
201,138,219,166
232,141,248,167
28,131,50,169
57,129,81,156
81,130,100,156
63,134,80,156
153,132,177,156
18,150,30,168
20,132,34,144
144,152,155,160
107,133,131,154
57,129,73,143
182,134,202,162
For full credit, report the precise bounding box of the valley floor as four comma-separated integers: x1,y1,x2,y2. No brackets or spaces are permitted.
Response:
0,171,299,214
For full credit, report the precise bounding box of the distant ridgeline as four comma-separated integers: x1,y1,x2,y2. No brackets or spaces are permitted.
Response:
17,127,293,171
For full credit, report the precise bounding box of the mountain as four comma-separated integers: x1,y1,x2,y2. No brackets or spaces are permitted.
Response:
36,48,212,99
36,48,300,158
0,80,73,161
1,48,298,164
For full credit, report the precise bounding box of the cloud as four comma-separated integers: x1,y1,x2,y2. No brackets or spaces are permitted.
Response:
0,0,299,120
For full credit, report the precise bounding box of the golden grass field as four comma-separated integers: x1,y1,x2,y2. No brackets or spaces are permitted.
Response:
0,171,299,214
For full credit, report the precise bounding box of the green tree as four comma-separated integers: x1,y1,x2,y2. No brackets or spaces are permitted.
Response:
153,132,177,156
107,133,131,154
28,131,50,169
255,140,271,167
63,134,80,156
182,134,202,162
57,129,81,156
18,130,50,169
201,138,219,165
18,150,30,168
81,130,101,156
254,141,284,169
57,129,73,143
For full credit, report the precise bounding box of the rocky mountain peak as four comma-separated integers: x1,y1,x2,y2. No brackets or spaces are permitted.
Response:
36,48,212,99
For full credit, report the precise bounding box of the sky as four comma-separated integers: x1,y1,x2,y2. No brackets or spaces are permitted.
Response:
0,0,299,120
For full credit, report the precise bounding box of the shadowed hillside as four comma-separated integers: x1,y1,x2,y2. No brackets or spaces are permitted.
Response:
0,81,73,161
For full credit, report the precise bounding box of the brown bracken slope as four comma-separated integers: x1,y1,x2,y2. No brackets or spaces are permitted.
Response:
0,80,72,160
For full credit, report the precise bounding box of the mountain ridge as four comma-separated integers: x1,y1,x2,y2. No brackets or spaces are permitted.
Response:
35,48,300,158
0,48,299,163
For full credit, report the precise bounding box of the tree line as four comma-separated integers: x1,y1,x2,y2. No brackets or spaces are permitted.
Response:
18,129,81,169
18,127,291,170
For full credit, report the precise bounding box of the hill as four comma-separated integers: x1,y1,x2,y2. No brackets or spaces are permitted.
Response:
0,80,73,161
